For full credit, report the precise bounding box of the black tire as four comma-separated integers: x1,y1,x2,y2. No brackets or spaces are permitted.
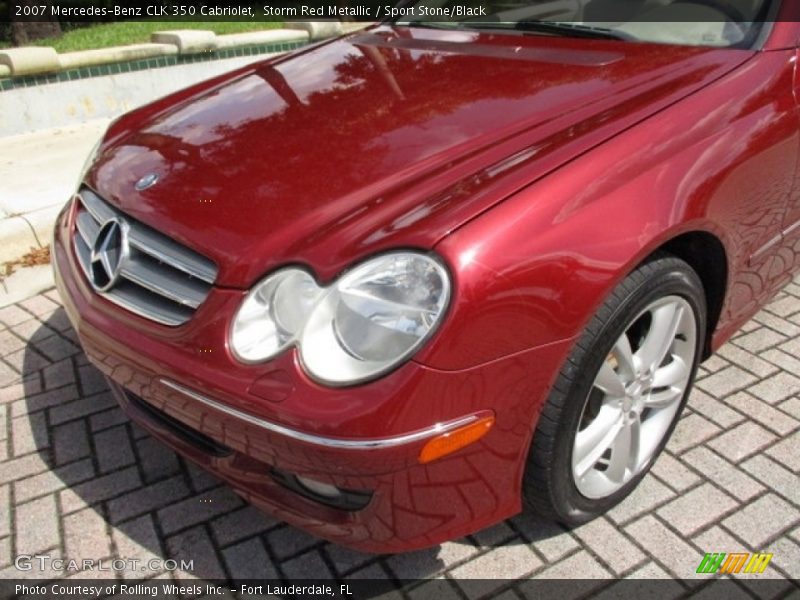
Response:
522,253,706,525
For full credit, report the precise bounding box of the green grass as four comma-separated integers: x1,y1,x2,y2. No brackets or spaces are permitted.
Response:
16,21,284,53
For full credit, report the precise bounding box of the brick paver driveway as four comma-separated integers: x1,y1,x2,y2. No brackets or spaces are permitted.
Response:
1,280,799,592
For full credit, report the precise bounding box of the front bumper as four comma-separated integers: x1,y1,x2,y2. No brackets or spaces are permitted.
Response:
52,199,573,552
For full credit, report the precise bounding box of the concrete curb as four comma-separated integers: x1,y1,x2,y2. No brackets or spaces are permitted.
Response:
0,216,41,263
0,27,312,78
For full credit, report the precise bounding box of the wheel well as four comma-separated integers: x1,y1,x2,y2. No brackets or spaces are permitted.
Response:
656,232,727,359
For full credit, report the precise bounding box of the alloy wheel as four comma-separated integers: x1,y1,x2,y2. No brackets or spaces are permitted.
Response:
571,295,697,499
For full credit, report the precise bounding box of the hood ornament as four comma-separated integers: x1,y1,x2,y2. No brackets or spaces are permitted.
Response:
89,218,129,292
135,173,159,191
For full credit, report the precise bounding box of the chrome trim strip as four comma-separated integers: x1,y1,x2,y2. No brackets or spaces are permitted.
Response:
159,378,480,450
784,218,800,238
749,232,783,265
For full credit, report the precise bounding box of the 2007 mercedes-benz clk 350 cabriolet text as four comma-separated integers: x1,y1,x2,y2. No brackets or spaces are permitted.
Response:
53,0,800,552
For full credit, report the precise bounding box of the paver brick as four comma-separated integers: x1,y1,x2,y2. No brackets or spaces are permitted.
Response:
157,485,243,536
0,330,26,355
0,304,34,327
733,327,787,354
77,364,108,396
167,525,226,581
687,388,745,428
323,543,378,576
93,424,135,473
265,525,321,561
748,372,800,406
765,431,800,472
89,407,129,432
573,517,646,575
778,397,800,420
607,476,676,524
764,295,800,317
0,361,20,388
652,452,701,492
656,483,739,536
682,447,765,502
0,453,50,485
724,391,799,434
48,390,116,425
281,549,334,580
717,343,778,378
18,294,59,317
624,515,704,582
32,335,80,363
59,466,141,513
107,475,190,524
13,384,79,417
64,507,110,558
135,436,180,483
11,413,50,456
722,494,800,548
0,485,9,538
111,514,164,579
0,375,40,404
4,347,50,373
741,455,800,505
41,358,75,391
768,536,800,580
529,551,612,594
222,537,278,580
472,522,517,548
695,365,758,397
15,494,60,554
707,421,777,463
52,419,90,465
210,505,277,548
451,544,540,598
14,458,95,503
667,414,721,454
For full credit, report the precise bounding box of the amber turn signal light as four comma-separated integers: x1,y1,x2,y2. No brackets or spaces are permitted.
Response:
418,415,495,464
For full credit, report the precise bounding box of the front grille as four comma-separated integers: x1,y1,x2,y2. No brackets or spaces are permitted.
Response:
72,188,218,326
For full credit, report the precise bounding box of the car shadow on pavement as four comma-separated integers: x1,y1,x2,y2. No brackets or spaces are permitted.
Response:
18,306,564,581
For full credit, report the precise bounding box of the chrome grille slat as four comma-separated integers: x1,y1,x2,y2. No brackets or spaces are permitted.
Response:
75,211,100,246
127,229,216,283
79,189,117,223
71,188,218,326
121,253,206,308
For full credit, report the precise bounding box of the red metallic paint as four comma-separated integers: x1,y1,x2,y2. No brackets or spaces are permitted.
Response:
54,21,800,551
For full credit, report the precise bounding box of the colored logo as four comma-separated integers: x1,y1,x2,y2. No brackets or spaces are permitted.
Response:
696,552,773,574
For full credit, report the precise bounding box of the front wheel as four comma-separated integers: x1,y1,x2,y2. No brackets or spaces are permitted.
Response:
523,254,706,525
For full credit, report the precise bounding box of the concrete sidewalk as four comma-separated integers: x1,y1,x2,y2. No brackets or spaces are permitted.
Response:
0,119,109,306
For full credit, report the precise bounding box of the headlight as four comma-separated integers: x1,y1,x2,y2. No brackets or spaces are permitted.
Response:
230,252,451,385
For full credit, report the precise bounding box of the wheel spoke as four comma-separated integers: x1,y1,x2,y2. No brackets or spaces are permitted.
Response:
606,416,640,483
573,406,624,478
652,355,688,389
594,361,626,397
636,303,684,373
646,386,683,409
613,334,636,380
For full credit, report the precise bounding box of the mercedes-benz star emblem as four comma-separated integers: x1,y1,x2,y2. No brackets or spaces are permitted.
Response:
90,218,129,292
135,173,159,191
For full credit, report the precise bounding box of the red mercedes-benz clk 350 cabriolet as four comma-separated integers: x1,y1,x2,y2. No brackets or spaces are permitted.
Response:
53,0,800,552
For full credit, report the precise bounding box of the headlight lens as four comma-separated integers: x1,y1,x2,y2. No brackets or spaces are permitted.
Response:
230,253,451,385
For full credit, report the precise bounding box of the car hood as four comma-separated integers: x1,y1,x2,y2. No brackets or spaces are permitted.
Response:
90,26,752,287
